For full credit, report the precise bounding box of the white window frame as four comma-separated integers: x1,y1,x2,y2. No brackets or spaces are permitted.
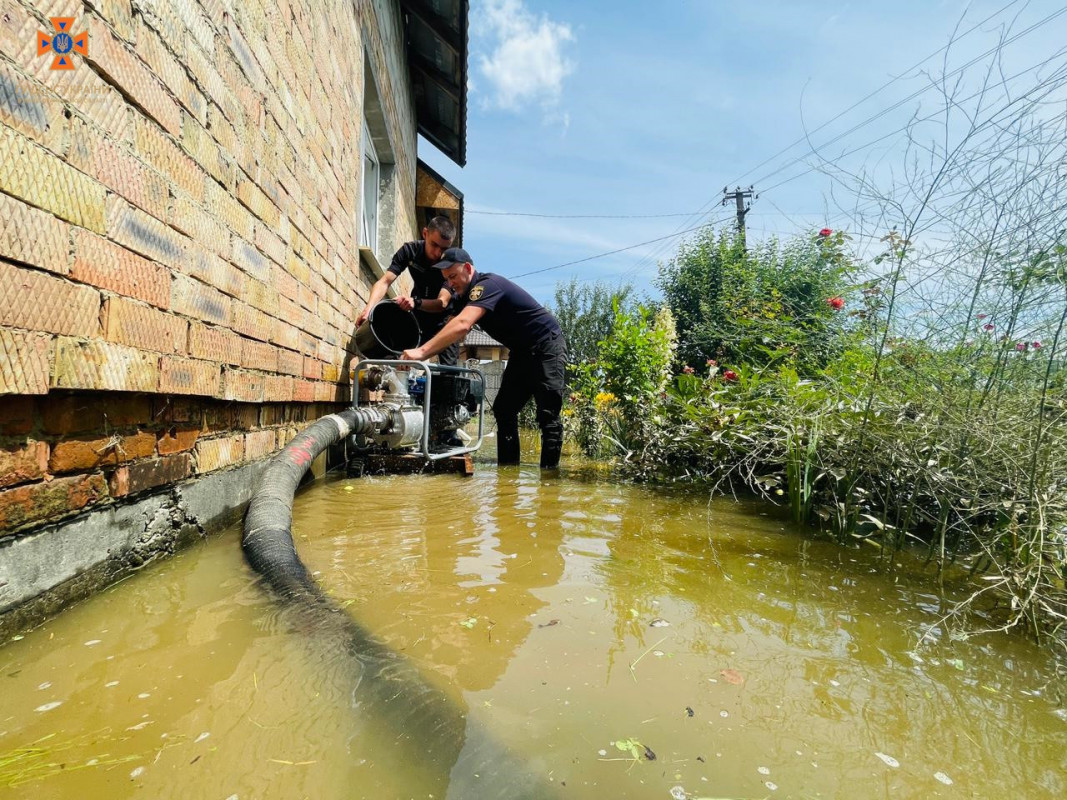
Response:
361,119,380,254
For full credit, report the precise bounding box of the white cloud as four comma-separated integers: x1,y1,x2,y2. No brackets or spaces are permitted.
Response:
477,0,575,116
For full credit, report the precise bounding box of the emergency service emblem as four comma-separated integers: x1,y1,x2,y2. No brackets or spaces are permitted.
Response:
37,18,88,70
469,285,484,301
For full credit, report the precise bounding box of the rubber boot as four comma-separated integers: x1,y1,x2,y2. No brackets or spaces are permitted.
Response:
539,425,563,469
497,428,521,465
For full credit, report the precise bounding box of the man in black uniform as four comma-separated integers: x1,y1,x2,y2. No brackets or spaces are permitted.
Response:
399,247,567,469
355,215,460,366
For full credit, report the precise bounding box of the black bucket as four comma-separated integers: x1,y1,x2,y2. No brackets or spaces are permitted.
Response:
354,300,421,358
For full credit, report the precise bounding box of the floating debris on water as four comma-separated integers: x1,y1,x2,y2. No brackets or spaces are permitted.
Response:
84,640,101,646
130,766,145,779
874,752,900,768
758,766,771,775
669,785,686,799
650,619,671,628
934,771,953,785
34,701,62,712
37,681,51,690
765,780,779,790
195,732,211,743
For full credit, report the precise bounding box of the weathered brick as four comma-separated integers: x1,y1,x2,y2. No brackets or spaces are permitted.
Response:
302,356,320,380
108,194,186,270
0,261,100,337
0,473,108,534
158,354,221,396
220,367,265,402
194,434,244,472
321,363,340,383
236,176,280,228
85,0,137,42
68,116,169,221
243,428,276,461
231,301,272,342
276,425,297,448
0,60,66,153
0,395,36,434
151,395,200,426
134,112,203,202
71,228,170,308
240,338,277,372
41,393,152,434
110,452,192,497
0,440,49,488
230,235,272,283
275,347,302,377
0,328,52,395
171,193,230,258
262,373,293,402
84,15,182,136
183,245,245,300
134,19,205,123
314,380,342,403
0,126,106,232
182,113,234,189
103,296,187,355
257,222,287,267
271,318,301,352
204,177,254,239
49,431,156,473
156,426,199,455
0,193,68,276
187,322,241,365
185,38,241,125
52,337,160,392
171,274,231,325
293,378,314,403
241,277,278,316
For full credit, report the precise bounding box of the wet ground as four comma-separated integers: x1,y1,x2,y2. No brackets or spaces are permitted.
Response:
0,447,1064,798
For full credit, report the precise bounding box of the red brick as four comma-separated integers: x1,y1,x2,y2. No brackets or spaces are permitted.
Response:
0,187,69,276
188,322,242,365
41,393,152,435
182,114,234,189
109,452,192,497
84,15,182,136
184,245,244,299
0,328,52,395
0,473,108,534
103,296,187,355
194,434,244,472
243,429,276,461
240,338,277,372
271,318,301,352
0,261,100,337
157,427,199,455
293,379,314,403
52,338,160,393
68,116,169,222
49,431,156,473
276,347,302,377
302,356,320,380
0,440,49,488
171,194,230,259
71,229,171,308
159,355,221,396
171,274,231,325
86,0,137,41
221,368,265,402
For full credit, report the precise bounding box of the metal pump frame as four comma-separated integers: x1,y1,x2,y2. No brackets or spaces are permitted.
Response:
352,359,485,461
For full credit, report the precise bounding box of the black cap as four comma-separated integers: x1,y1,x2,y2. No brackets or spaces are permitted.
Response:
431,246,473,269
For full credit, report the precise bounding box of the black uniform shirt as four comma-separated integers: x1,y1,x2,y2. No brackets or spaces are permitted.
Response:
387,240,448,331
451,271,562,352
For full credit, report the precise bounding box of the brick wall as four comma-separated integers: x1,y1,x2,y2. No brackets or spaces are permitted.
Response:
0,0,419,536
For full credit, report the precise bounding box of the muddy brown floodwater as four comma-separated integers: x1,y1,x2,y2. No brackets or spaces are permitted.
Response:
1,447,1064,798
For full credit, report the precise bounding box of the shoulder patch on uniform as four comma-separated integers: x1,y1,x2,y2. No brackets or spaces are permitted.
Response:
469,284,485,301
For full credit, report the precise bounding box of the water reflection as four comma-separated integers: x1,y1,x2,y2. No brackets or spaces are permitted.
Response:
0,455,1063,798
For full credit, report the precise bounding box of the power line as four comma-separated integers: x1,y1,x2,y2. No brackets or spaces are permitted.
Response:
467,209,704,219
616,0,1033,283
512,216,734,279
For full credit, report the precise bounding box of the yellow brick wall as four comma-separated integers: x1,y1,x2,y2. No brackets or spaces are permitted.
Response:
0,0,421,533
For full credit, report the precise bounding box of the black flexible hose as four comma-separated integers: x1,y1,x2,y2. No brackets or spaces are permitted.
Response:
241,408,555,798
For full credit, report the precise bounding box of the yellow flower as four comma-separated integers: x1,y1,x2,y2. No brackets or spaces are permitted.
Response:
594,391,616,410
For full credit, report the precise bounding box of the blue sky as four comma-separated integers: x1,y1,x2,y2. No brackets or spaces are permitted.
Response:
416,0,1067,305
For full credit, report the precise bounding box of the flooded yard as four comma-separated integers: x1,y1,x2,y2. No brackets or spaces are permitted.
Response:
1,453,1064,798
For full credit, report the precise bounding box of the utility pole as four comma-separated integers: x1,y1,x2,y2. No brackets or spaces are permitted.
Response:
722,185,756,244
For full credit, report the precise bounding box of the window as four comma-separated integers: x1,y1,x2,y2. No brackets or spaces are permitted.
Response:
361,119,380,254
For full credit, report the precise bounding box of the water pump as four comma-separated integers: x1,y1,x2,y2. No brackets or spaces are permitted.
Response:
350,360,485,460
